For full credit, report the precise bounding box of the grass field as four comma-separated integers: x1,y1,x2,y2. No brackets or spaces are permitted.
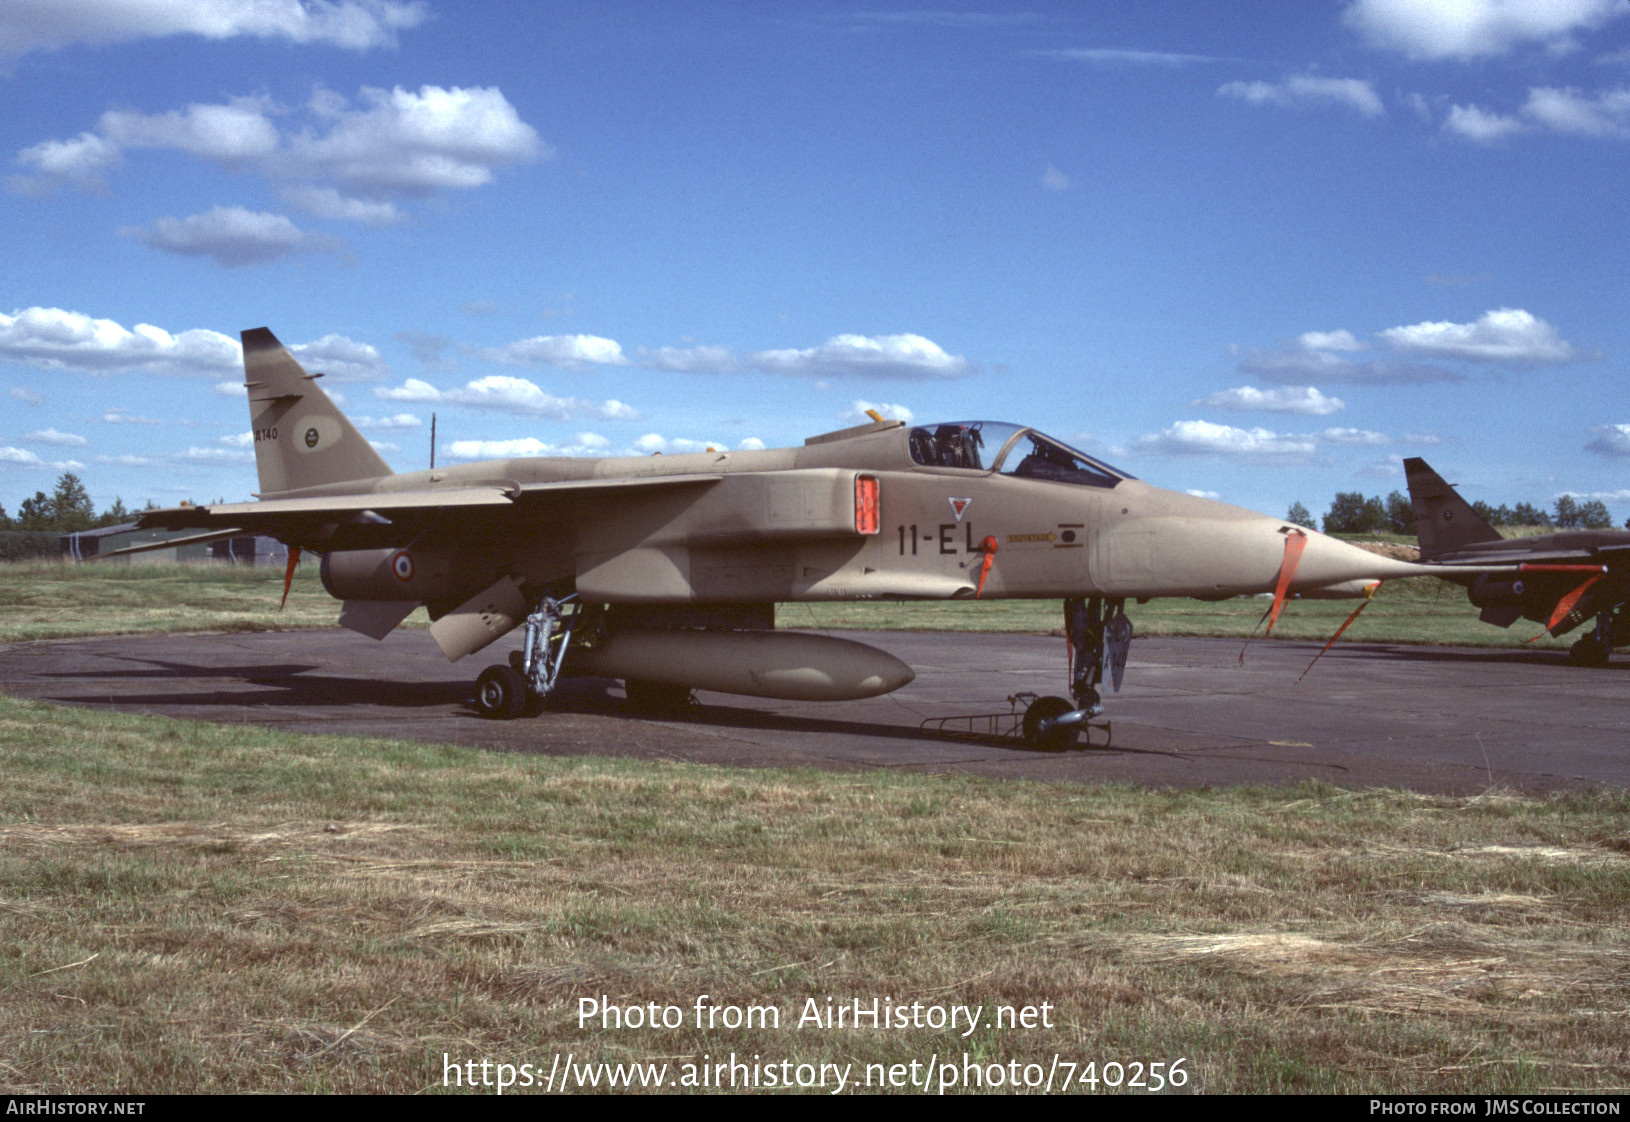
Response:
0,556,1579,654
0,560,342,643
2,697,1627,1094
0,558,1619,1094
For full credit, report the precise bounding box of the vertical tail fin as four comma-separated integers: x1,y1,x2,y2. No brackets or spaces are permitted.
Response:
243,327,393,495
1404,457,1504,560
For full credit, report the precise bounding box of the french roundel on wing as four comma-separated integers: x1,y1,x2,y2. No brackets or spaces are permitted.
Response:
392,551,414,582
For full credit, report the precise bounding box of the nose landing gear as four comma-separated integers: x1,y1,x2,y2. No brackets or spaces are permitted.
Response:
1021,596,1132,749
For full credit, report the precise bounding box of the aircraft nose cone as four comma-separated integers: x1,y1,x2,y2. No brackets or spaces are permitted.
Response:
1088,486,1430,599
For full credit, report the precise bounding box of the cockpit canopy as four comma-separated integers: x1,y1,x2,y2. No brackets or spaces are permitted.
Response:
907,421,1131,489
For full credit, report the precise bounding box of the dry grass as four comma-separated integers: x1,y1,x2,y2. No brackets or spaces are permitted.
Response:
0,554,1613,1093
1,697,1627,1094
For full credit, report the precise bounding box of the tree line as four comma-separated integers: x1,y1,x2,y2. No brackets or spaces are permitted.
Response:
1288,491,1621,536
0,472,144,534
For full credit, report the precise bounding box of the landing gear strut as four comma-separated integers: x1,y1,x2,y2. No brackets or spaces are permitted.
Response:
473,595,579,719
1022,596,1132,749
1567,607,1620,668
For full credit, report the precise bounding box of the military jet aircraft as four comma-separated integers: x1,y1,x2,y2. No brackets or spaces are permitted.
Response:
1405,457,1628,667
123,328,1454,746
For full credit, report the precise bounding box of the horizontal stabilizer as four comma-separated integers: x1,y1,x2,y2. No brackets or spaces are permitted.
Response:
90,527,248,559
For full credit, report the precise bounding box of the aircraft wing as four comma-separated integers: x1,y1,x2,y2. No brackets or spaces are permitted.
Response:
148,486,519,526
517,474,723,497
134,474,726,540
91,527,251,560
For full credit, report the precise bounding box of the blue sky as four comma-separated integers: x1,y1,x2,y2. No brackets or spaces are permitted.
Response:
2,0,1627,525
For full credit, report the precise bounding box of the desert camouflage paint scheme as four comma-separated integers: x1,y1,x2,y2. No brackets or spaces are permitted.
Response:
129,328,1458,742
1406,458,1628,667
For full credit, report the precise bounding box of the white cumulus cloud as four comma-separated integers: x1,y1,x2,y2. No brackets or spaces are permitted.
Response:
21,428,88,447
1447,87,1630,144
373,377,441,403
1193,385,1346,415
0,446,83,470
352,413,422,430
376,375,638,421
479,334,628,369
1523,86,1630,138
636,344,740,373
1296,329,1363,352
1585,424,1630,457
183,446,254,464
288,334,389,381
445,436,616,460
1377,308,1578,365
0,307,239,375
99,96,281,162
1343,0,1628,61
0,0,430,60
1238,347,1463,386
10,85,544,225
1239,310,1580,383
1318,427,1391,446
7,132,121,194
277,184,403,224
1444,104,1529,143
101,408,161,424
1132,421,1319,460
843,400,915,423
748,334,972,380
120,206,345,267
1218,76,1385,118
634,434,729,455
0,446,44,466
287,84,547,196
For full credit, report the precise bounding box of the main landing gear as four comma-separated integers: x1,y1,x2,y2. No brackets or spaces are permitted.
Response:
472,597,698,719
1022,596,1132,750
1567,606,1624,669
473,595,579,719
